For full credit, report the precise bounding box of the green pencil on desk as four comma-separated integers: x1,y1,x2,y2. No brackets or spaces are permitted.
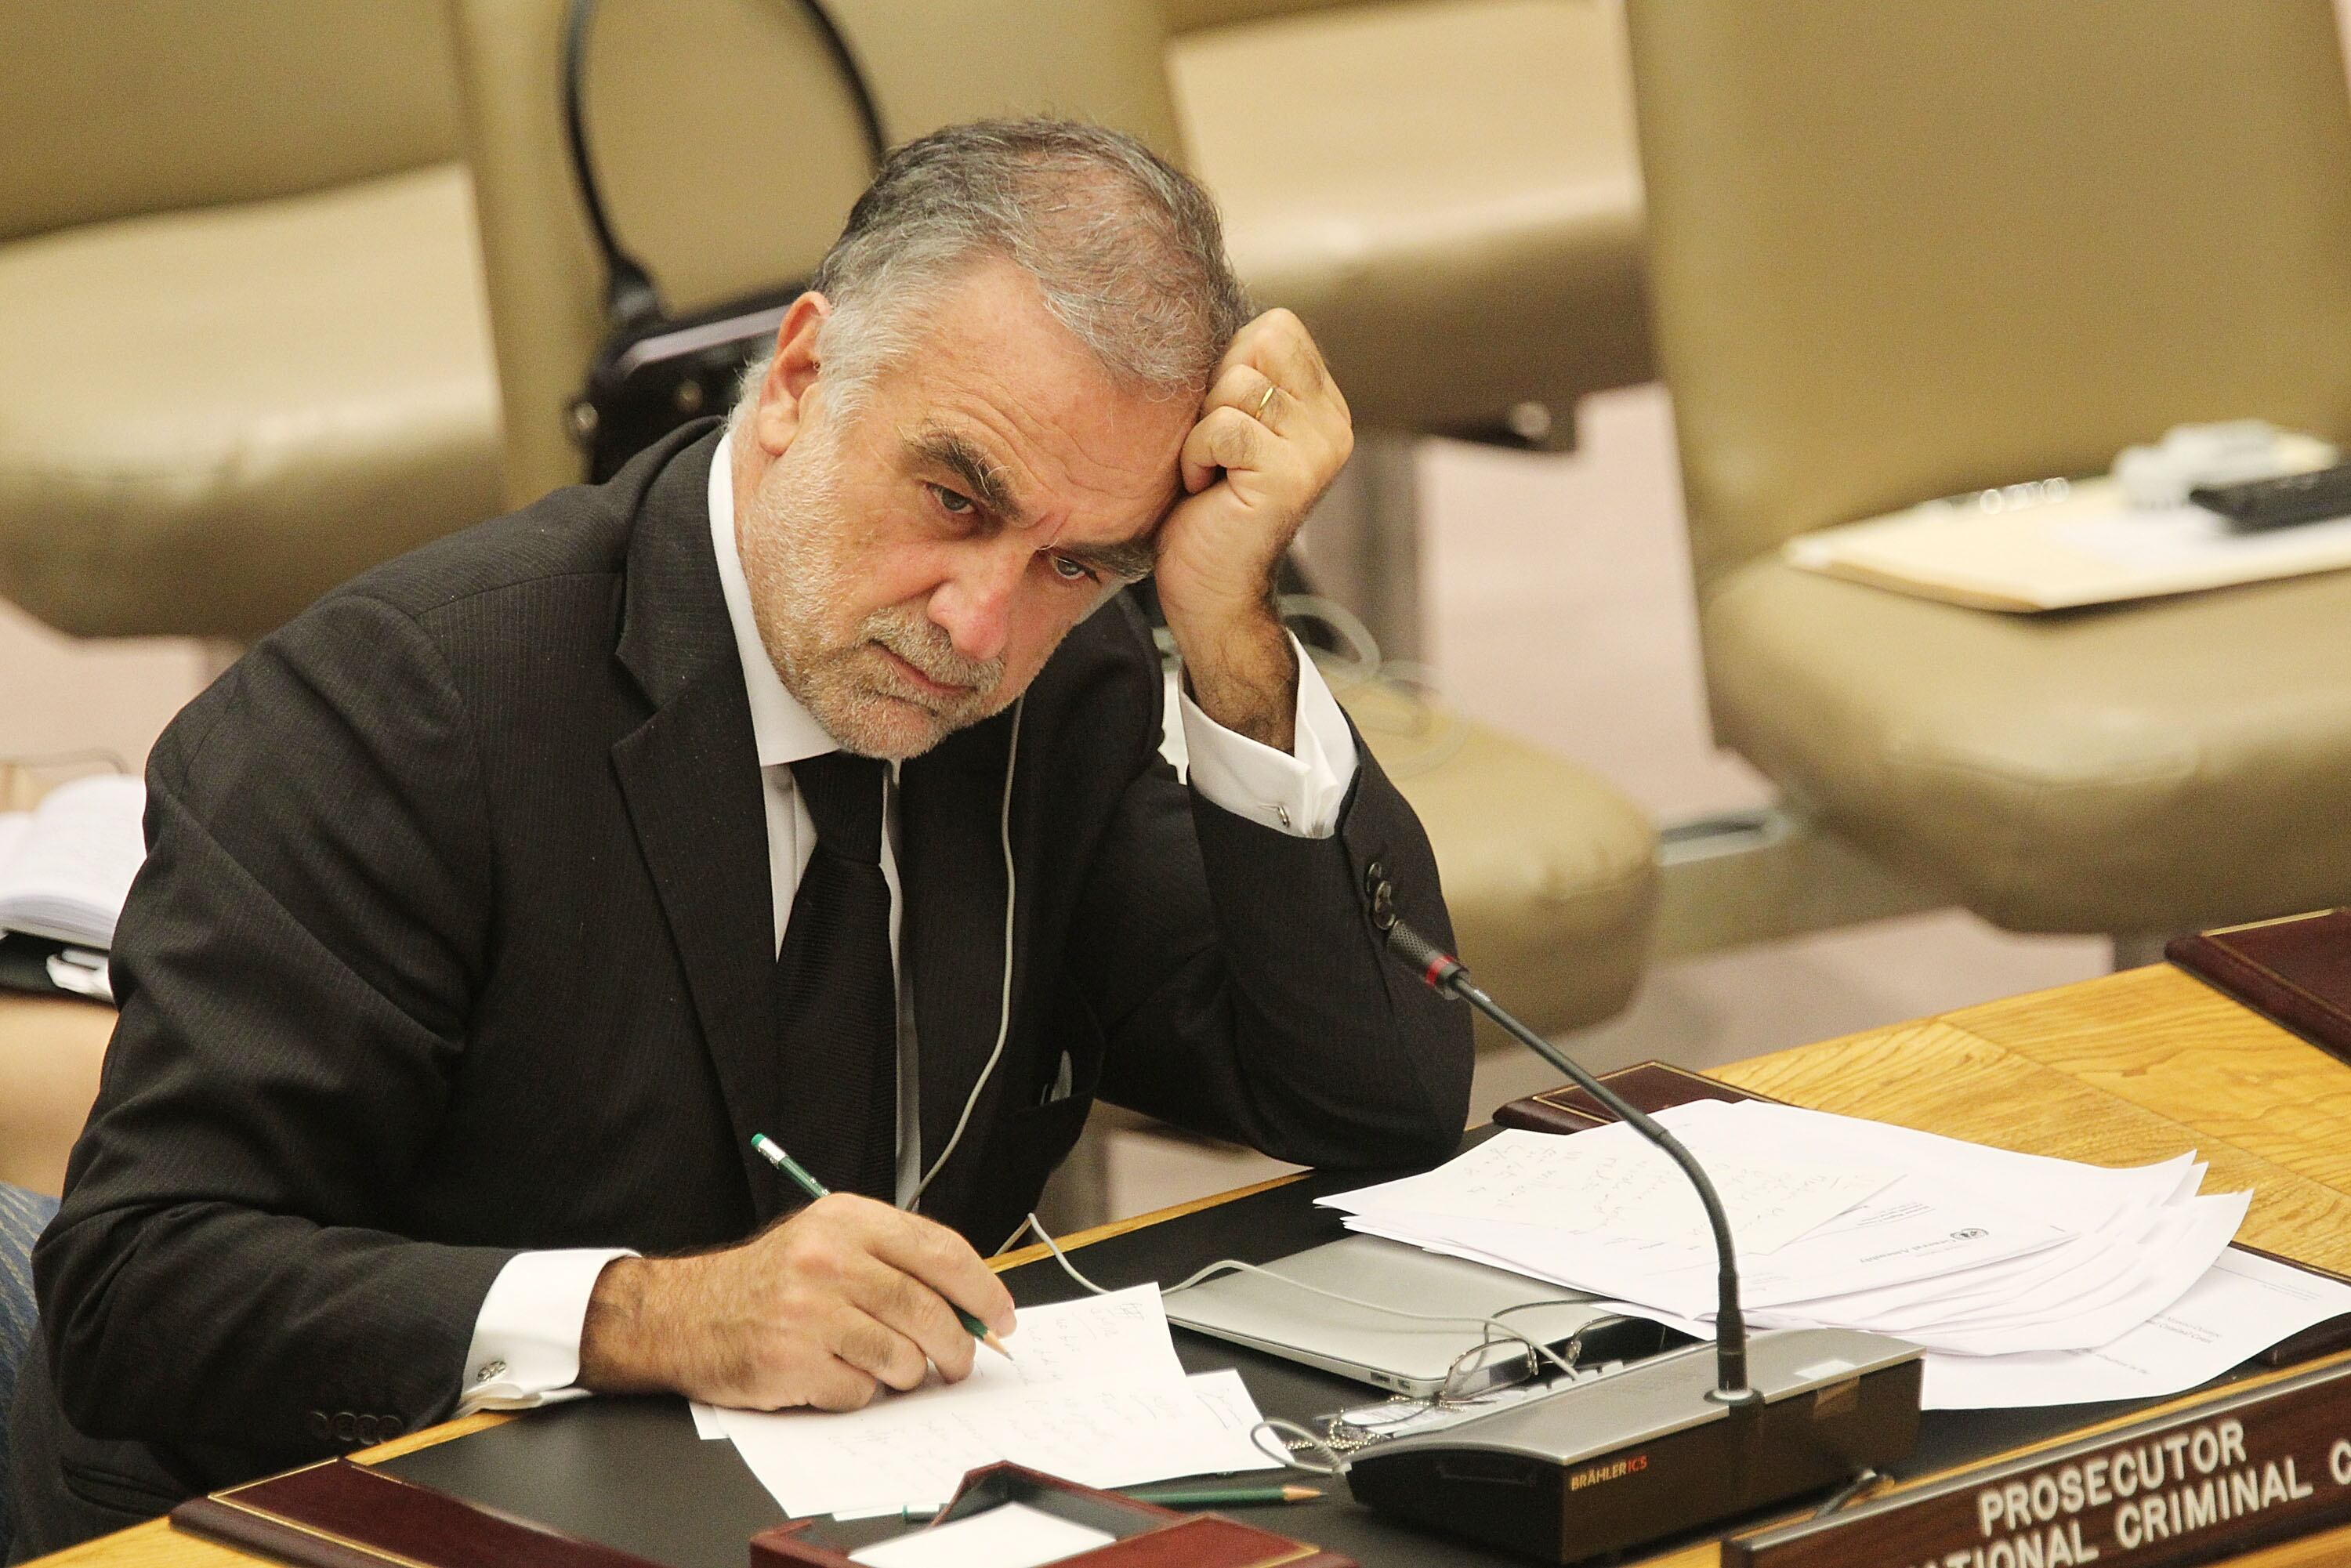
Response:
749,1132,1012,1360
1121,1483,1322,1508
900,1484,1320,1521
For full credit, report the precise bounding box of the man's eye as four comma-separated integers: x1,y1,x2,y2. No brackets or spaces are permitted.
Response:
928,483,975,516
1049,555,1097,584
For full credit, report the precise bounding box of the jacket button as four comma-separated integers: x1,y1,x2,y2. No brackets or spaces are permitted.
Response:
356,1414,380,1444
305,1410,330,1439
333,1411,357,1443
379,1414,405,1439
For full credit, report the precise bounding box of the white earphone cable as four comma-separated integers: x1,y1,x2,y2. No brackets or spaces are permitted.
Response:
914,695,1023,1200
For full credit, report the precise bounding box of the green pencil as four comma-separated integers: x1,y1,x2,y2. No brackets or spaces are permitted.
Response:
748,1133,1011,1360
1121,1483,1324,1508
900,1483,1319,1522
898,1486,1317,1523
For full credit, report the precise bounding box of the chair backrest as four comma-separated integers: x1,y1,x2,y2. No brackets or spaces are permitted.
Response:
0,1182,61,1563
0,1,460,245
447,0,1187,509
1625,0,2351,599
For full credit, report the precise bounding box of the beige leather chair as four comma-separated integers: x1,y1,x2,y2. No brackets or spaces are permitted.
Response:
1342,682,1652,1038
1164,0,1650,444
1628,0,2351,940
0,998,110,1200
0,2,502,642
0,770,113,1199
446,0,1657,1052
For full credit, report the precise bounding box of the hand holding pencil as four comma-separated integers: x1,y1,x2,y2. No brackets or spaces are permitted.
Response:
576,1140,1017,1411
752,1134,1011,1360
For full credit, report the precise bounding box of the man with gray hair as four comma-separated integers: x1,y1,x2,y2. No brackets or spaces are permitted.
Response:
12,119,1470,1549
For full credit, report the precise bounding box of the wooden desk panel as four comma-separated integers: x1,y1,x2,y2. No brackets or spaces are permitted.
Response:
32,964,2351,1567
1953,965,2351,1193
1715,969,2351,1275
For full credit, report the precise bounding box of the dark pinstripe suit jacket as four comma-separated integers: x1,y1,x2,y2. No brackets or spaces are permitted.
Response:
6,424,1470,1555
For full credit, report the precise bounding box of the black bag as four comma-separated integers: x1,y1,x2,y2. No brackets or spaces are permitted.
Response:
562,0,886,481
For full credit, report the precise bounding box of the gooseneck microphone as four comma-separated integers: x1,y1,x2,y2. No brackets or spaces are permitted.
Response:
1349,867,1922,1566
1364,867,1759,1405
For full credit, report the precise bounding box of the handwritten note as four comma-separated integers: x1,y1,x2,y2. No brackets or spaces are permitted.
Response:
953,1282,1183,1392
712,1287,1277,1517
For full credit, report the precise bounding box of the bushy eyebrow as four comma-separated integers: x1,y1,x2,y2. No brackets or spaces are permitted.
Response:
907,427,1024,524
1058,538,1157,583
907,422,1162,582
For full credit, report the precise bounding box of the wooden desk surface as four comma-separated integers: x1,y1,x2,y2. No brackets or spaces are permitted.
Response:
33,964,2351,1568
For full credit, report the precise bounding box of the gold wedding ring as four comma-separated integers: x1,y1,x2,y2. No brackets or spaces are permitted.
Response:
1253,382,1279,421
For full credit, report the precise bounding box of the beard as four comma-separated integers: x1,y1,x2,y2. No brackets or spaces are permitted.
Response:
736,426,1010,760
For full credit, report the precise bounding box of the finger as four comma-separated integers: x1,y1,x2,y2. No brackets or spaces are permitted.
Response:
843,1253,976,1382
1226,308,1330,402
1180,405,1272,494
831,1309,932,1394
803,1357,881,1413
1203,364,1285,433
860,1207,1018,1337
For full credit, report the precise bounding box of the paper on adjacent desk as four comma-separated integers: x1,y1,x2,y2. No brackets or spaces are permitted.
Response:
0,773,147,948
1782,473,2351,612
2050,505,2351,572
712,1287,1277,1518
1922,1248,2351,1409
1324,1124,1894,1253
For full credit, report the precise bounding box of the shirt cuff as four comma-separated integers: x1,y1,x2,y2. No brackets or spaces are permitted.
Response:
457,1248,636,1414
1178,634,1358,838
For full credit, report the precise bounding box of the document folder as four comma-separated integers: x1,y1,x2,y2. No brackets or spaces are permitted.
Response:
1784,476,2351,611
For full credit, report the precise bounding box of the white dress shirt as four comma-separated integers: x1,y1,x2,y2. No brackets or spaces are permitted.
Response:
455,431,1359,1411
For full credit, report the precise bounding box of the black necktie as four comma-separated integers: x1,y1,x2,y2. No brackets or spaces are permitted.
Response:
774,750,897,1200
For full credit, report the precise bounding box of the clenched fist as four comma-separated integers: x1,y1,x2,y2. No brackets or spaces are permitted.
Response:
1154,309,1353,752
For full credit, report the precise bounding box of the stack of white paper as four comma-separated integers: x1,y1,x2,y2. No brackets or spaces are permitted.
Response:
1323,1103,2351,1410
0,773,145,949
712,1284,1277,1519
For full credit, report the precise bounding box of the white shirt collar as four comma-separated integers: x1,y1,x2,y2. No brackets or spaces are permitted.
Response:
708,429,839,768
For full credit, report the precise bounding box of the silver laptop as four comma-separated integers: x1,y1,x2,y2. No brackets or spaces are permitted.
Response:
1161,1235,1637,1398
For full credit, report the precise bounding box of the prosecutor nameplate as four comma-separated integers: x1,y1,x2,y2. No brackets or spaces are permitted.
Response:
1725,1356,2351,1568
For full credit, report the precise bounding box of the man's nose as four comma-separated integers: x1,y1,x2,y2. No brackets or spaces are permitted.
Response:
928,540,1031,663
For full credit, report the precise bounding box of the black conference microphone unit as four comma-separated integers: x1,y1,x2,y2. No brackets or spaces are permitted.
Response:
1343,867,1923,1564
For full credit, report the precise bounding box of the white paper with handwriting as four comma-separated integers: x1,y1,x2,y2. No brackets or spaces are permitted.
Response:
712,1284,1277,1518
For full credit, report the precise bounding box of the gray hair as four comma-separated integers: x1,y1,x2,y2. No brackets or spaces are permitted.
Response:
736,118,1254,424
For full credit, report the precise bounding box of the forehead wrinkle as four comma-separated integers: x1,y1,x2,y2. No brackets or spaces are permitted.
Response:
906,425,1026,524
1037,477,1174,582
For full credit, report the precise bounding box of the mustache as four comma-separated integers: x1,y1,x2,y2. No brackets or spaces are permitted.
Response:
863,607,1003,694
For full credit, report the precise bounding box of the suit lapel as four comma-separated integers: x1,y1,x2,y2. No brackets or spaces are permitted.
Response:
609,424,790,1224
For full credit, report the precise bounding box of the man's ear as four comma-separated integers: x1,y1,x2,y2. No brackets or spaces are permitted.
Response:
750,292,832,457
